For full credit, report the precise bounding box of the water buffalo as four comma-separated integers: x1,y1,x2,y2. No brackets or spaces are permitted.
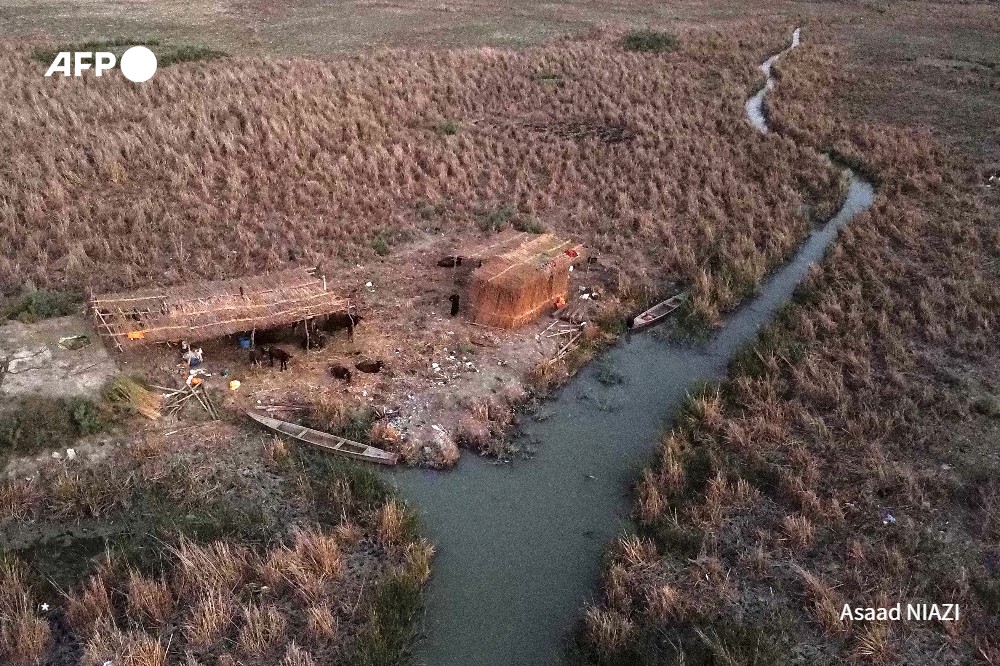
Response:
330,364,353,383
322,311,362,341
261,345,292,371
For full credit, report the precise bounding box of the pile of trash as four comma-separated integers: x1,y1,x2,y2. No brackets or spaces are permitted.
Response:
430,349,479,384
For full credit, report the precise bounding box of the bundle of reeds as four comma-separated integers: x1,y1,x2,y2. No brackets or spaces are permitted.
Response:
108,376,162,420
468,235,579,329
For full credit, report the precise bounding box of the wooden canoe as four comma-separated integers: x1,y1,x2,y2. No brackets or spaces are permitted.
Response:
247,411,399,466
631,291,688,330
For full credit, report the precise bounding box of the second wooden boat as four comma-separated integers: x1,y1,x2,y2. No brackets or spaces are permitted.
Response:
247,411,399,465
631,291,688,330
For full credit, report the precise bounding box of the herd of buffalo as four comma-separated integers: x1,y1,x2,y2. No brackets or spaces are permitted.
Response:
242,310,380,382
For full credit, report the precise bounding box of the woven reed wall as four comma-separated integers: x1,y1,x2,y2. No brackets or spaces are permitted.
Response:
469,255,573,329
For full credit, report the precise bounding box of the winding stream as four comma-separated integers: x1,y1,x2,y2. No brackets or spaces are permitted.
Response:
387,28,874,666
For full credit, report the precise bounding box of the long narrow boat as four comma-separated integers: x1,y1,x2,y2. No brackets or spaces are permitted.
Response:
631,291,688,330
247,411,399,466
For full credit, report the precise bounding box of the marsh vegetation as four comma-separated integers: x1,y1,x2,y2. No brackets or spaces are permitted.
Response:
581,26,1000,666
0,27,844,329
0,431,431,666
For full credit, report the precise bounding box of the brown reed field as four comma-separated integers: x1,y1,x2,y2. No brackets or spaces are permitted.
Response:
0,25,846,328
579,19,1000,666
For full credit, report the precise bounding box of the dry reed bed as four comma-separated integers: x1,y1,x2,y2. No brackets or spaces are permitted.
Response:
0,27,844,326
581,41,1000,666
0,430,432,666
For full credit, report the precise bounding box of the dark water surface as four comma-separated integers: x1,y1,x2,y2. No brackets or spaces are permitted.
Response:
386,29,874,666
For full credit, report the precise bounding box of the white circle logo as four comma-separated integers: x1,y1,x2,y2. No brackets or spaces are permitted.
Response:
119,46,157,82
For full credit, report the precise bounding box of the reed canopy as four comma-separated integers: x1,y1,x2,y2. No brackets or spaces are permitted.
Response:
465,231,582,329
90,269,349,350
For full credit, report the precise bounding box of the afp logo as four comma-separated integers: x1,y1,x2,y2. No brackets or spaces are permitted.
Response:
45,46,157,82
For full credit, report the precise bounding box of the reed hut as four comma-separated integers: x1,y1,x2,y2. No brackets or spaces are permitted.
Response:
90,269,349,351
464,231,582,329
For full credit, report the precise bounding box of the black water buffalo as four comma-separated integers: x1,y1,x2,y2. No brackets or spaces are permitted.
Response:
355,358,384,374
261,345,292,371
330,364,353,383
322,311,362,341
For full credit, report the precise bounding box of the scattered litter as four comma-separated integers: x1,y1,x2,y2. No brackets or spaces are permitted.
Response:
882,513,896,525
229,380,241,391
186,368,209,387
57,334,90,350
51,451,61,459
66,448,76,460
182,347,204,367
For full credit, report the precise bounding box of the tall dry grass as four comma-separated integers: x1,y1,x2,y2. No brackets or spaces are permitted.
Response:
0,27,842,325
0,559,51,666
582,34,1000,666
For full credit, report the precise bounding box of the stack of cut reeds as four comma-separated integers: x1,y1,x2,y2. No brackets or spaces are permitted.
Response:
469,234,579,329
109,376,163,420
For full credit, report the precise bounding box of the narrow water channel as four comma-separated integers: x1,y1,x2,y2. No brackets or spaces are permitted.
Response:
387,28,874,666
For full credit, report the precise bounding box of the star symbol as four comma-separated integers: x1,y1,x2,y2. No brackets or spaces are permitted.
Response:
40,603,50,612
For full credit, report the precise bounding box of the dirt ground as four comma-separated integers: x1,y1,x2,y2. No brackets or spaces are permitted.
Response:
115,234,614,466
0,315,118,400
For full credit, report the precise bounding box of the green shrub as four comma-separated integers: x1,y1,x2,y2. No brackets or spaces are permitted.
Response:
157,45,226,66
68,397,110,435
597,309,628,336
31,39,225,69
437,119,459,135
339,406,378,443
622,29,679,53
513,217,545,234
352,572,424,666
370,228,414,257
0,396,117,459
31,39,156,66
415,200,446,220
372,236,391,256
530,70,562,82
478,205,517,233
2,289,79,323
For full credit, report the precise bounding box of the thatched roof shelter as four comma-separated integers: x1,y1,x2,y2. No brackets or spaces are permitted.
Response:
465,231,583,329
90,269,349,351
